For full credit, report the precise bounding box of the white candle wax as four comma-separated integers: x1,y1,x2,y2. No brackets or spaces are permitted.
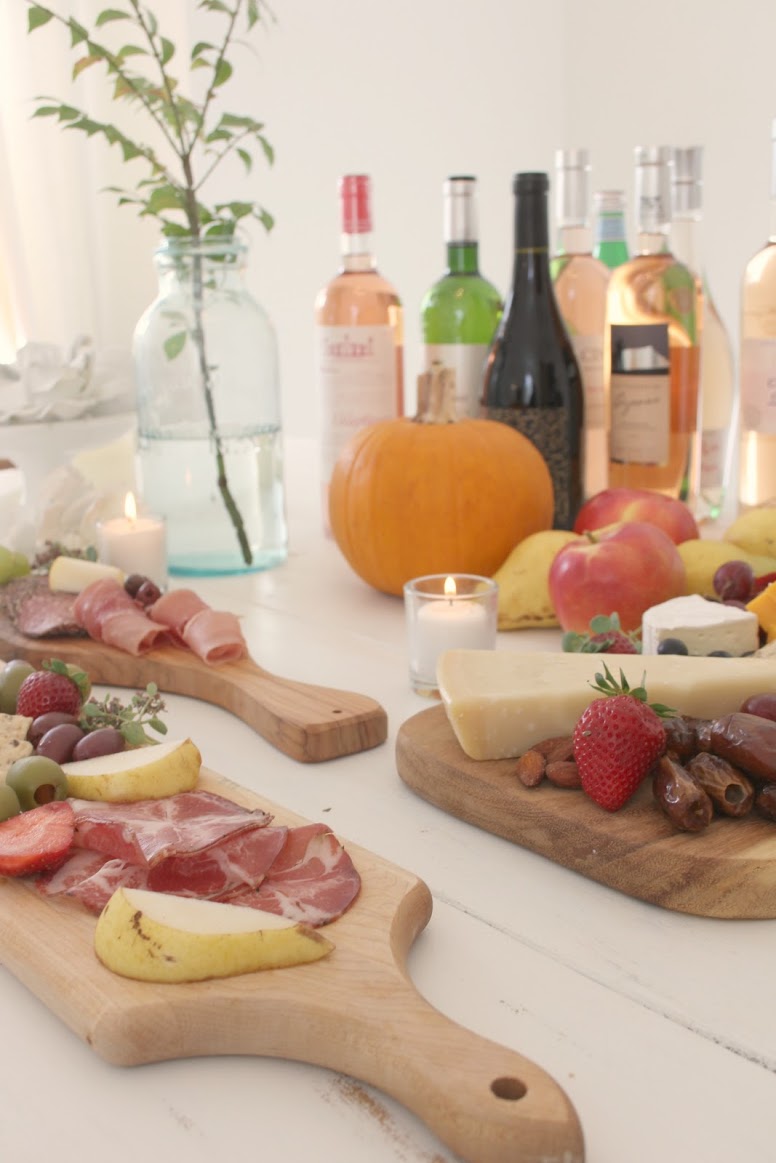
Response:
97,514,167,588
412,596,491,683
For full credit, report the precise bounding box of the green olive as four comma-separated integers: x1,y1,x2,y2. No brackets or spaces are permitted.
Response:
0,660,36,715
9,552,30,579
0,546,14,585
0,784,22,822
6,755,68,810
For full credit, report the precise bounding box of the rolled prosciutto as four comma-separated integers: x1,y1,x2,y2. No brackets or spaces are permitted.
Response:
74,578,169,655
150,587,248,666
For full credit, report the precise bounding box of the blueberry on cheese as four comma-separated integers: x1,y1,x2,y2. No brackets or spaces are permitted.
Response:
642,595,759,657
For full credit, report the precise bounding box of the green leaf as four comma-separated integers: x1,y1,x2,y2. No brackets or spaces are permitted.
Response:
146,185,185,213
68,18,89,46
28,6,54,32
160,37,175,65
121,721,146,746
253,206,274,232
217,200,253,220
213,58,233,88
73,55,101,79
255,133,274,164
236,147,252,173
149,717,168,735
191,40,216,59
247,0,260,28
164,331,187,359
96,8,131,25
205,128,232,144
117,44,148,59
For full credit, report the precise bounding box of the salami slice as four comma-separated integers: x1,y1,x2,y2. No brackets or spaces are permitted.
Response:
0,576,84,638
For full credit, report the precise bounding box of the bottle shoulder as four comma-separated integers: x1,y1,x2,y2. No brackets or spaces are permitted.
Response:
315,269,403,324
421,273,503,344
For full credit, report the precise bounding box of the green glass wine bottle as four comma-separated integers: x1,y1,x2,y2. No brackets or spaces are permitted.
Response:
420,176,502,417
593,190,630,270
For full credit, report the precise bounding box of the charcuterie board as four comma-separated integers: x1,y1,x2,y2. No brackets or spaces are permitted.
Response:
0,770,583,1163
396,704,776,920
0,615,387,763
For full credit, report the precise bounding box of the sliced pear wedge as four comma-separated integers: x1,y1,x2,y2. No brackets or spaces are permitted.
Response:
63,738,201,802
95,887,334,983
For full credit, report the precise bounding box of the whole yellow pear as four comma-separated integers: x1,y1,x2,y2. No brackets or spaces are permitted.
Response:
725,506,776,559
677,540,776,598
492,530,582,630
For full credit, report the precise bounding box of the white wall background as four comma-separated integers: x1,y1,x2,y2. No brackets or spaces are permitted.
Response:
1,0,775,436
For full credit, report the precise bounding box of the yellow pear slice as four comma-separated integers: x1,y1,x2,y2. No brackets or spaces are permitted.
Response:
95,887,334,982
63,738,201,802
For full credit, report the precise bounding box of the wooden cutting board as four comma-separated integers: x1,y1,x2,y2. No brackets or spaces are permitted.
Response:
0,616,387,763
0,770,583,1163
396,704,776,920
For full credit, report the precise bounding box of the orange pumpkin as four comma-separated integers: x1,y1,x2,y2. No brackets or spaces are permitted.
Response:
328,365,555,596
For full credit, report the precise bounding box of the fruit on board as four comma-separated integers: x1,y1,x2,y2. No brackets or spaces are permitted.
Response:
573,487,699,545
62,737,201,802
561,612,642,655
6,755,68,810
492,530,581,630
0,800,75,877
0,785,22,823
0,546,31,584
572,664,669,811
747,579,776,643
15,663,87,719
725,505,776,559
548,522,686,633
0,660,36,714
94,887,335,983
328,364,554,596
677,540,776,599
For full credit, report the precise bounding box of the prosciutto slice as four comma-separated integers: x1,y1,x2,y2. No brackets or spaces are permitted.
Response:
74,578,168,655
220,824,362,926
70,790,272,868
150,588,248,666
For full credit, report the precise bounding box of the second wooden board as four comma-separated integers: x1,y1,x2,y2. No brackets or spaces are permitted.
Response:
396,703,776,919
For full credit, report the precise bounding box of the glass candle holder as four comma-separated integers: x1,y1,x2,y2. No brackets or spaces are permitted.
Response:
404,573,498,697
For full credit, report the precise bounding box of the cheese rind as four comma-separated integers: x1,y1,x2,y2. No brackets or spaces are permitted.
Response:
641,595,759,656
437,649,776,760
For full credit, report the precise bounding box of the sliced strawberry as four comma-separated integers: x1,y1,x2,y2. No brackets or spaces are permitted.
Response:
0,800,75,877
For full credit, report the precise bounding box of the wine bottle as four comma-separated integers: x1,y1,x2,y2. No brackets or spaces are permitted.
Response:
482,172,584,530
605,147,700,501
552,148,610,499
314,174,404,530
420,176,502,417
740,118,776,508
670,146,737,522
593,190,630,270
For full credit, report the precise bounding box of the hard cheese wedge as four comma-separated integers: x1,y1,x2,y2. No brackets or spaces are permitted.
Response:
437,649,776,760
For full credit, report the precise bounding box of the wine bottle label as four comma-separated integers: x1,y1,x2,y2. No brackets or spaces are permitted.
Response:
700,428,726,489
485,406,573,530
609,323,670,465
570,334,605,428
423,343,489,418
315,325,401,479
740,337,776,436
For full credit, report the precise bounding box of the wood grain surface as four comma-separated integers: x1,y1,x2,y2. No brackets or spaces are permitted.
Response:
0,617,387,763
0,770,583,1163
396,704,776,920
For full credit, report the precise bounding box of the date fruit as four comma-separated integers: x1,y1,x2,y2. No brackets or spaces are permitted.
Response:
708,713,776,782
686,753,754,818
739,693,776,724
653,755,713,833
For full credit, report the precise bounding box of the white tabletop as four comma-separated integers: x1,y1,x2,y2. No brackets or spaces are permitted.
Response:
1,439,774,1163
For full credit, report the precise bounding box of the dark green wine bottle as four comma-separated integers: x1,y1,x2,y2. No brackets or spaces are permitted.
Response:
482,172,584,530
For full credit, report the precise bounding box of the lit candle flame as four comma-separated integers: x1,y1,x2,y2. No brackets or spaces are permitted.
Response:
124,491,138,523
444,576,457,599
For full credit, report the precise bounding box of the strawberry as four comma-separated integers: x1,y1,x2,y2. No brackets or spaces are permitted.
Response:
0,800,75,877
562,613,642,656
15,659,89,719
573,664,672,811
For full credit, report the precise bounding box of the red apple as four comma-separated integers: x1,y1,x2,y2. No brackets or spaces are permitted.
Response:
573,487,699,545
548,521,687,633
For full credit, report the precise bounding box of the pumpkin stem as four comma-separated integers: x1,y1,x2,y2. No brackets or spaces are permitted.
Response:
415,361,458,424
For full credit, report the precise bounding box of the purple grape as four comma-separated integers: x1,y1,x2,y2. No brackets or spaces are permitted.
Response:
713,560,754,603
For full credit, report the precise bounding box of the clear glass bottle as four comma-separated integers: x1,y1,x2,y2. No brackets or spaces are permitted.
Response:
593,190,630,270
420,176,502,417
552,148,611,499
605,147,701,501
314,175,404,530
740,119,776,508
133,237,287,577
482,172,584,530
670,146,737,522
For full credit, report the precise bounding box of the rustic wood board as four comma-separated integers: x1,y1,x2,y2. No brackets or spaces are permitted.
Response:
0,616,387,763
0,770,583,1163
396,704,776,920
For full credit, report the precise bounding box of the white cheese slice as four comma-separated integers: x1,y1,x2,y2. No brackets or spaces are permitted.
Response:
437,649,776,760
48,555,125,593
641,594,759,656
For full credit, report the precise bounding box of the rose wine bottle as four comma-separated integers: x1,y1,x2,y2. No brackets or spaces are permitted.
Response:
482,172,584,530
593,190,630,270
314,174,404,529
670,146,737,522
551,148,610,499
740,119,776,508
605,147,700,501
420,176,502,417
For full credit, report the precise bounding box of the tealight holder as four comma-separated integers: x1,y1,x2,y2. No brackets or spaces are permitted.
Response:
96,491,168,590
404,573,498,697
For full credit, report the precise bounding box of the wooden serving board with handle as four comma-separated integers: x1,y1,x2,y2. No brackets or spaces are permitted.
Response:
0,769,583,1163
0,615,387,763
396,704,776,920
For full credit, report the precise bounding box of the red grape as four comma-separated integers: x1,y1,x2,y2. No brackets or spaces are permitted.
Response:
713,560,754,603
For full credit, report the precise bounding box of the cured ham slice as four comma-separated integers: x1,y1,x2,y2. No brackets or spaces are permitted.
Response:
150,588,248,666
146,823,288,897
221,823,362,927
74,578,168,655
70,790,272,868
35,848,107,896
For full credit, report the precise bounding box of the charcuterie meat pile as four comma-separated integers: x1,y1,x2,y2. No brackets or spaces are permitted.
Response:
35,790,362,926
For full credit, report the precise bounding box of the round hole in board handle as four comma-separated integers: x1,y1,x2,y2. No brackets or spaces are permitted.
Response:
490,1076,528,1101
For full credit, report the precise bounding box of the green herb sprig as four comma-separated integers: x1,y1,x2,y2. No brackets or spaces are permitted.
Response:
80,682,168,746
